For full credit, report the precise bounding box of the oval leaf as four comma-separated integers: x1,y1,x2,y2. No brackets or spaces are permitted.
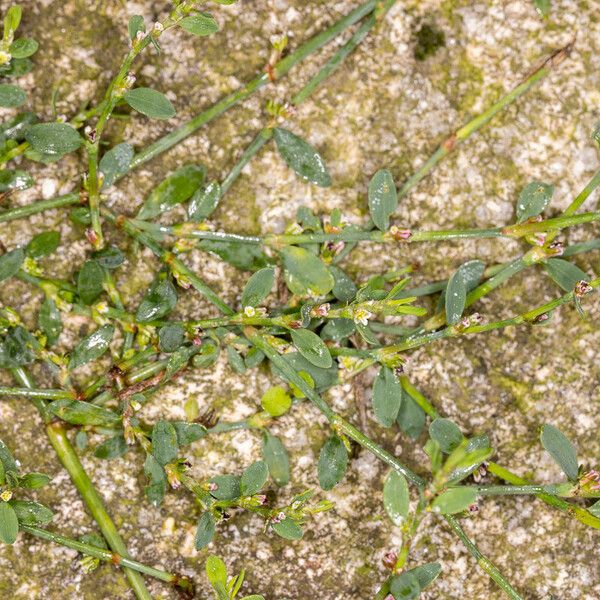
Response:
241,267,274,308
262,432,290,487
273,128,331,187
180,12,219,36
188,181,221,221
24,122,82,156
0,502,19,544
195,511,216,550
0,247,25,282
431,487,478,514
290,328,332,369
280,246,334,296
124,87,176,120
0,83,26,107
69,325,114,370
240,461,269,496
543,258,588,292
26,231,60,258
516,181,554,222
383,470,409,526
317,434,348,490
0,168,34,192
77,260,105,306
368,169,398,231
445,267,467,325
271,517,303,540
136,278,178,322
540,424,578,481
10,500,53,526
48,400,120,426
99,142,134,188
372,366,402,427
429,418,464,454
260,386,292,417
389,572,420,600
152,420,179,466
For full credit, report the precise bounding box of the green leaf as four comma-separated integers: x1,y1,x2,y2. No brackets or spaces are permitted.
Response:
180,12,219,36
390,572,420,600
77,259,105,305
262,432,290,487
540,424,578,481
10,500,53,526
516,181,554,222
290,328,332,369
137,164,205,219
372,366,402,427
321,318,355,342
383,470,409,526
128,15,145,40
144,454,167,506
317,434,348,490
271,517,303,540
124,87,176,120
9,38,38,58
151,421,179,466
226,345,246,374
195,512,216,549
209,474,241,500
0,111,37,139
0,326,36,368
241,461,268,496
198,239,269,271
271,351,338,394
92,245,125,269
26,231,60,258
0,440,17,479
330,265,357,302
173,422,206,446
280,246,334,296
589,500,600,518
429,418,464,453
0,247,24,282
3,5,21,38
0,83,26,107
188,181,221,221
406,562,442,591
48,399,120,426
38,297,61,347
241,267,274,308
99,142,134,188
164,345,198,381
447,435,493,485
273,128,331,187
136,277,178,322
1,57,32,79
0,168,33,192
261,386,292,417
368,169,398,231
445,266,467,325
158,323,185,352
0,502,19,544
205,554,227,588
18,472,51,489
543,259,588,292
396,393,425,440
69,325,114,369
94,434,127,460
24,123,82,156
431,487,478,514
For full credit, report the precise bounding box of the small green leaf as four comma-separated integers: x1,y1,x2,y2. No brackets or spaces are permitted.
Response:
396,392,425,440
368,169,398,231
144,454,167,506
241,461,268,496
48,400,120,426
26,231,60,258
38,297,61,347
261,386,292,417
280,246,334,296
317,434,348,490
99,142,134,187
273,128,331,187
205,554,227,588
136,277,178,322
69,325,114,369
173,422,206,446
0,502,19,544
137,164,205,219
0,247,25,282
406,562,442,591
24,123,82,156
195,512,216,549
188,181,221,221
290,328,332,369
389,572,420,600
540,424,578,481
372,366,402,427
3,5,22,38
0,326,36,368
543,259,588,292
431,487,478,514
77,259,105,305
124,87,176,120
0,440,17,479
589,500,600,518
445,266,467,325
271,517,303,540
164,345,197,381
10,500,53,526
9,38,38,58
0,83,26,107
18,472,51,489
151,421,179,466
209,474,241,500
158,323,185,352
92,245,125,269
262,432,290,487
180,12,219,36
330,265,357,302
0,168,33,192
128,15,145,40
429,418,464,454
199,239,268,271
516,181,554,222
383,470,409,526
94,435,127,460
226,346,246,374
241,267,274,308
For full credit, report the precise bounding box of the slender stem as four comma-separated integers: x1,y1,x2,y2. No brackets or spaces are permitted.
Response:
397,42,573,199
504,210,600,238
20,525,194,594
0,192,80,224
460,483,580,497
10,367,153,600
0,387,75,400
444,514,524,600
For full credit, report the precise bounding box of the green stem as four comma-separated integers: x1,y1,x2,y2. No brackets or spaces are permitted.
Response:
20,525,194,594
0,387,75,400
10,367,153,600
444,515,524,599
397,42,573,199
460,483,580,497
504,210,600,238
0,192,80,224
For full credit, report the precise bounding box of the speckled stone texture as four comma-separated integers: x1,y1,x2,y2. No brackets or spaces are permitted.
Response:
0,0,599,598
